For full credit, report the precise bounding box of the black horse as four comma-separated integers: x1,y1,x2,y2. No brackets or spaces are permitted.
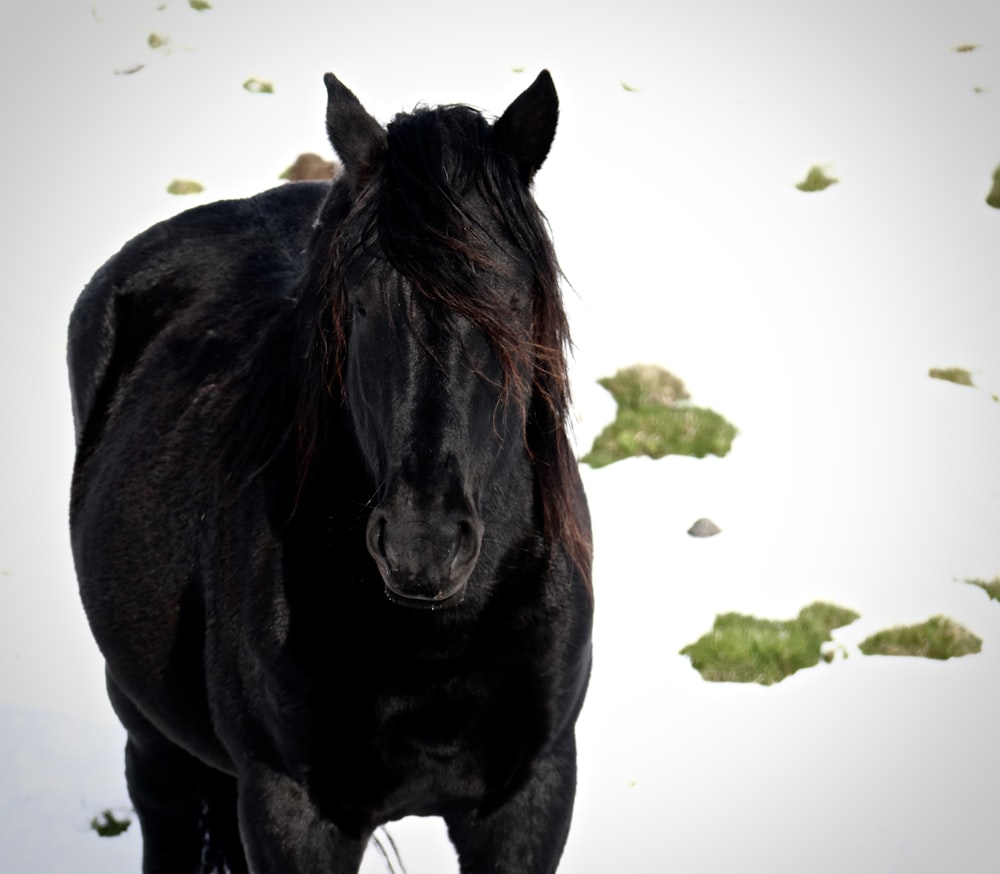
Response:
68,71,593,873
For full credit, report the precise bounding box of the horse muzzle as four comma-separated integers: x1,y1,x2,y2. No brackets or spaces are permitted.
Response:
365,507,483,610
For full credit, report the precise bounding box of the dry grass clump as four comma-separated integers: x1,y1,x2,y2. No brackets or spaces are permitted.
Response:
858,616,981,660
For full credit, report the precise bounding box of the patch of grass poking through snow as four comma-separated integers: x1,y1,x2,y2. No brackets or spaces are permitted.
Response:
963,576,1000,602
858,616,981,660
167,178,204,196
243,77,275,94
680,602,860,685
929,366,975,387
90,809,131,838
987,165,1000,210
582,365,737,468
795,165,838,192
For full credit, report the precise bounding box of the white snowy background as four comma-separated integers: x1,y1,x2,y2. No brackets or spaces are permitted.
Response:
2,1,999,871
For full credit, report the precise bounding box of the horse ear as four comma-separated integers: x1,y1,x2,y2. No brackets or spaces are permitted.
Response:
324,73,387,191
494,70,559,185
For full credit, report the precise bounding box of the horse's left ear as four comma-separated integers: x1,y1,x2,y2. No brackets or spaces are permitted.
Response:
324,73,387,192
494,70,559,185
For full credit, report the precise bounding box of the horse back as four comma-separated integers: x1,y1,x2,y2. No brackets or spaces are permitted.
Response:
67,181,328,454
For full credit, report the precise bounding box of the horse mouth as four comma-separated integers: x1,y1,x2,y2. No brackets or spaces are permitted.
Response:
382,581,467,611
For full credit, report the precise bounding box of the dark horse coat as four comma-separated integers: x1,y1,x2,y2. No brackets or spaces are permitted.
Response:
68,71,592,873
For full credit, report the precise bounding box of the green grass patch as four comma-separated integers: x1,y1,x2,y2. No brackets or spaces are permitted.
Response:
166,178,204,196
962,576,1000,602
987,165,1000,210
582,365,736,468
858,616,981,660
680,602,860,685
795,165,838,192
90,809,131,838
929,366,975,387
243,77,274,94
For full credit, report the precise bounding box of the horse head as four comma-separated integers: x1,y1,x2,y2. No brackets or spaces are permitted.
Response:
322,72,562,609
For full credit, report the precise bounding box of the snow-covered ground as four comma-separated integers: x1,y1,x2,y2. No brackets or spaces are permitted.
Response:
2,1,999,871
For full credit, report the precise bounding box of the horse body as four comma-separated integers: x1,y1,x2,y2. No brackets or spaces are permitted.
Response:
68,72,592,873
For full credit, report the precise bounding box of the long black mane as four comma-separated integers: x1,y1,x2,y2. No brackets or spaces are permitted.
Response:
285,104,591,583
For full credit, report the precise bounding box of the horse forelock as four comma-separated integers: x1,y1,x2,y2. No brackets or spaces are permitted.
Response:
309,103,591,589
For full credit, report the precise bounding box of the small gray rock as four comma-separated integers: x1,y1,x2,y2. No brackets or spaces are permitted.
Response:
687,517,721,538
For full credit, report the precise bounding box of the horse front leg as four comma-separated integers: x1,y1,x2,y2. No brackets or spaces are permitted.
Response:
445,732,579,874
237,763,367,874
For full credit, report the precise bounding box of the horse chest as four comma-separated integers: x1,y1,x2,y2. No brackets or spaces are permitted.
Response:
265,644,544,825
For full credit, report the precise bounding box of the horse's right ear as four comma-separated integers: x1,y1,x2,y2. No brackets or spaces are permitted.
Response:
324,73,387,191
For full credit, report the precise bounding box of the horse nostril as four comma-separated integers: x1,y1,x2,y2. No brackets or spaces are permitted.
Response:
365,511,389,567
450,519,482,574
